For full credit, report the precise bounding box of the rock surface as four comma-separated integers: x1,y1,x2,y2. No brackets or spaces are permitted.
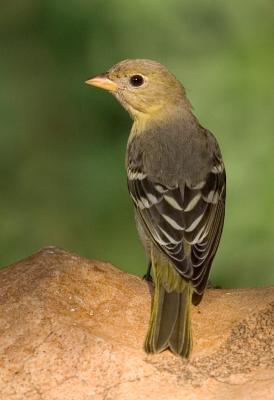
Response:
0,247,273,400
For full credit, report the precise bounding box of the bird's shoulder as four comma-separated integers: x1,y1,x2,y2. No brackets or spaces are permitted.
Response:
126,116,223,187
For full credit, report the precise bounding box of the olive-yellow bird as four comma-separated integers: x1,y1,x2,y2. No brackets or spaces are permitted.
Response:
86,59,226,358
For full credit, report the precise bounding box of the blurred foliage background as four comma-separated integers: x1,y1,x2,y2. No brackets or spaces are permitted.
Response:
0,0,273,287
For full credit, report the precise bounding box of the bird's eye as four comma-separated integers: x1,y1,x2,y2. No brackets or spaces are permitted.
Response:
129,75,144,87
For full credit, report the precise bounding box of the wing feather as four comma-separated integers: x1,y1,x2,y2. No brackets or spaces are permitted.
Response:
127,156,226,295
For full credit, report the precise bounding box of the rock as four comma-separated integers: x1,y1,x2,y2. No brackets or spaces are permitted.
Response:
0,247,273,400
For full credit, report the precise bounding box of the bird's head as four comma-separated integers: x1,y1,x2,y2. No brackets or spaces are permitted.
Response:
86,59,191,121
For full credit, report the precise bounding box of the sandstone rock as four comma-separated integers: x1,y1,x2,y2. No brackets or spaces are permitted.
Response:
0,247,273,400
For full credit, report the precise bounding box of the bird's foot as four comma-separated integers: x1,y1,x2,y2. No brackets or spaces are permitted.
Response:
142,272,153,283
142,261,153,283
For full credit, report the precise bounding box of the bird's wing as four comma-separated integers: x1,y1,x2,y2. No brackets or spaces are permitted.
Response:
187,154,226,297
127,153,226,291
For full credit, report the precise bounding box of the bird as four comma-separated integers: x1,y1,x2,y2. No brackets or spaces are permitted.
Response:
86,59,226,358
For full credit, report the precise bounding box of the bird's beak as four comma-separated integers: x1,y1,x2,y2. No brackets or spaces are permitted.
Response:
85,74,118,92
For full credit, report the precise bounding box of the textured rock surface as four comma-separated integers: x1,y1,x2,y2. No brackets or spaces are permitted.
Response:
0,247,273,400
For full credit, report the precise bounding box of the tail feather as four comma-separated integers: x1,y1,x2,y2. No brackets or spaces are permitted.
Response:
169,289,192,356
144,268,192,358
154,288,180,352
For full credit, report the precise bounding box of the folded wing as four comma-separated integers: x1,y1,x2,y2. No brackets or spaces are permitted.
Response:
127,153,226,299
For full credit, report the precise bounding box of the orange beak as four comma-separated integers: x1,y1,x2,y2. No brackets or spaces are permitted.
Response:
85,74,118,92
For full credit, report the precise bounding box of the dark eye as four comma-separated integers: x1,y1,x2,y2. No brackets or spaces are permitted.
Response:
129,74,144,87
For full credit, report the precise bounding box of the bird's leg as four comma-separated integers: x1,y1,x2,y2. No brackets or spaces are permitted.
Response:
143,261,153,283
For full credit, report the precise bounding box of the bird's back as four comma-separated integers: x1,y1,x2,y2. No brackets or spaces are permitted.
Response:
127,113,219,187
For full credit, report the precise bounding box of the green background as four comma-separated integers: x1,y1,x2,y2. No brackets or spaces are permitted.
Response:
0,0,273,287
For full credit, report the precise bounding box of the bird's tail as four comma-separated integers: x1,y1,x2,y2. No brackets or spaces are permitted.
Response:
144,258,192,358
